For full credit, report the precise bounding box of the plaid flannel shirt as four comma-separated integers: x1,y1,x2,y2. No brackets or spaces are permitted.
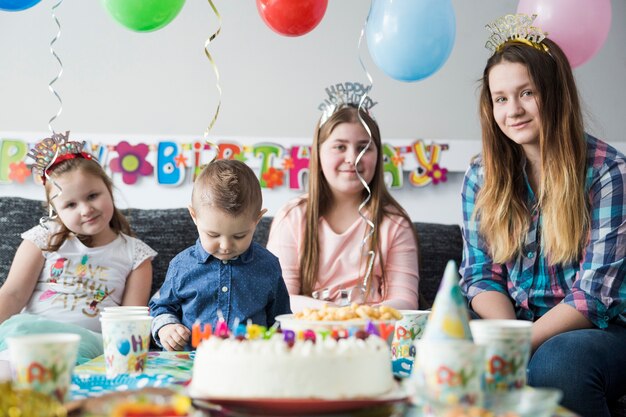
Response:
460,135,626,328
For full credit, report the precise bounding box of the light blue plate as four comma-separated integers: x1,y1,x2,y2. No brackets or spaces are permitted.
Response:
71,373,176,400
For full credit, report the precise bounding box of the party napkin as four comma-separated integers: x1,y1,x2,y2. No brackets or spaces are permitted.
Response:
421,260,473,341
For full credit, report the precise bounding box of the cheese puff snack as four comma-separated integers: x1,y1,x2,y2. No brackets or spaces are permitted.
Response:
294,303,403,321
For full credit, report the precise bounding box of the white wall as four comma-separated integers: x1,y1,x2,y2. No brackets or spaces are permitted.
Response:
1,0,624,224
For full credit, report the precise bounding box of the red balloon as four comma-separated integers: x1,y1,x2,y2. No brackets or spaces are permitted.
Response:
257,0,328,37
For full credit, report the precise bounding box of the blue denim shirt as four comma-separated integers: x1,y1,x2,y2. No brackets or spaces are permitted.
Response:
150,239,291,348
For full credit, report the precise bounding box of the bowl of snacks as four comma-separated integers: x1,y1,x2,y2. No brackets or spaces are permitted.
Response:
276,303,402,344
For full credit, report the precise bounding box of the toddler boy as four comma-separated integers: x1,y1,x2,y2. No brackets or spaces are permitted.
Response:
150,160,291,351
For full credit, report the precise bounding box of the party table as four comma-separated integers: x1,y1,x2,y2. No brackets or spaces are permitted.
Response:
67,351,579,417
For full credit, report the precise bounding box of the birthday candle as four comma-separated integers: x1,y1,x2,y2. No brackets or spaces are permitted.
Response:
283,329,296,347
192,321,201,348
234,323,247,340
215,320,229,339
246,324,264,340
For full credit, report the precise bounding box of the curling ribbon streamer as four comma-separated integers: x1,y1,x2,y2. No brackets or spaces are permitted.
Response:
203,0,222,161
48,0,64,135
43,0,65,226
350,18,377,303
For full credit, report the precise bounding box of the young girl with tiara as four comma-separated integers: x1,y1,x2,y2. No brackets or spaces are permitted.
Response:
0,132,157,362
267,84,419,312
460,14,626,416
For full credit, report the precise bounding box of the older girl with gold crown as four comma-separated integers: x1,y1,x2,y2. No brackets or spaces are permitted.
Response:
460,14,626,416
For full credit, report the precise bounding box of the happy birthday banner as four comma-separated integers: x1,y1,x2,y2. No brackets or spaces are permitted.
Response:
0,137,452,190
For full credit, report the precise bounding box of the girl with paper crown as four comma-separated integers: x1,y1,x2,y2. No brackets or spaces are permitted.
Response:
460,14,626,416
0,132,156,362
267,82,419,312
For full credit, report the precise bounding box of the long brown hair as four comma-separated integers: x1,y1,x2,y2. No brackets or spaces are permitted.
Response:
476,38,588,264
44,157,131,251
298,105,417,297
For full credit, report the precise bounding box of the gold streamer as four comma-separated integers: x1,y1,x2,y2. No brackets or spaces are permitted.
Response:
203,0,222,163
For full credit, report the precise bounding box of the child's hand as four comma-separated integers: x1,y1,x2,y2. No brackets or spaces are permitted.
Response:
158,323,191,351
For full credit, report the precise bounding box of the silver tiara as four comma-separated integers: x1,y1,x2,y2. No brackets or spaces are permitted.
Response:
318,82,377,126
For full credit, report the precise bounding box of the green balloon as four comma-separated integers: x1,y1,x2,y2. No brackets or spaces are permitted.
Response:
102,0,185,32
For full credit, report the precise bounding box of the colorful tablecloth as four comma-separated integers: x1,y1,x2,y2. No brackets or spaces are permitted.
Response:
70,351,194,400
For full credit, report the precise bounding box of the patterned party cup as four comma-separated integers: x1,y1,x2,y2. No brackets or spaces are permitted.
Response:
100,315,152,377
391,310,430,377
102,306,150,313
410,339,484,407
469,319,532,392
7,333,80,402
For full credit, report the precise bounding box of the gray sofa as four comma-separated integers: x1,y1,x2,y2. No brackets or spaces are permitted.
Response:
0,196,461,309
0,196,624,416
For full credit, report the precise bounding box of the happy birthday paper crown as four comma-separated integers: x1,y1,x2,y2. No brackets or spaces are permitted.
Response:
27,131,92,184
485,14,548,55
318,82,377,126
422,260,473,341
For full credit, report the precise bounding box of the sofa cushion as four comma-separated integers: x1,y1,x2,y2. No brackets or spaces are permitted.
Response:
414,222,463,308
0,197,456,307
0,197,46,284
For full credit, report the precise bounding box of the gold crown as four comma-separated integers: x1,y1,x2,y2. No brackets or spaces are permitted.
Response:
485,14,548,55
318,82,377,126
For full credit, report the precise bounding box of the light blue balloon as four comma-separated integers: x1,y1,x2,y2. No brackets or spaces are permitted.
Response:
0,0,41,11
366,0,456,82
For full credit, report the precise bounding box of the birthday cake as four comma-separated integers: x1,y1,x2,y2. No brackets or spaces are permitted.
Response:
189,334,394,399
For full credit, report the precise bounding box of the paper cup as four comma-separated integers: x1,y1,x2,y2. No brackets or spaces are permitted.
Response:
100,316,152,377
469,319,532,392
7,333,80,402
100,310,150,319
103,306,150,313
410,339,484,406
391,310,430,377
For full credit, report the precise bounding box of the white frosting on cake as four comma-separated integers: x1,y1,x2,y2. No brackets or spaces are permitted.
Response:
190,335,394,399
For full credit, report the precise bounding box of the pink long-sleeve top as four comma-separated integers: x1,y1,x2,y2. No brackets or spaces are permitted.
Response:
266,197,419,312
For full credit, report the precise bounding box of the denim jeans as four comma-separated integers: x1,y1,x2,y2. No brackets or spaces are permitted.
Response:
528,324,626,417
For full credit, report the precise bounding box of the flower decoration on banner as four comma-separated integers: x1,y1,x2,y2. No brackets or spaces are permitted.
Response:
427,164,448,185
392,155,405,167
262,167,284,189
282,157,294,170
102,0,186,32
9,161,31,183
174,153,188,168
256,0,328,37
0,0,41,11
109,141,153,185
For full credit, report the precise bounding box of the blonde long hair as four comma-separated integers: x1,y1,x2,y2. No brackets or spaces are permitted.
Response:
476,39,589,265
297,105,417,297
44,157,131,251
